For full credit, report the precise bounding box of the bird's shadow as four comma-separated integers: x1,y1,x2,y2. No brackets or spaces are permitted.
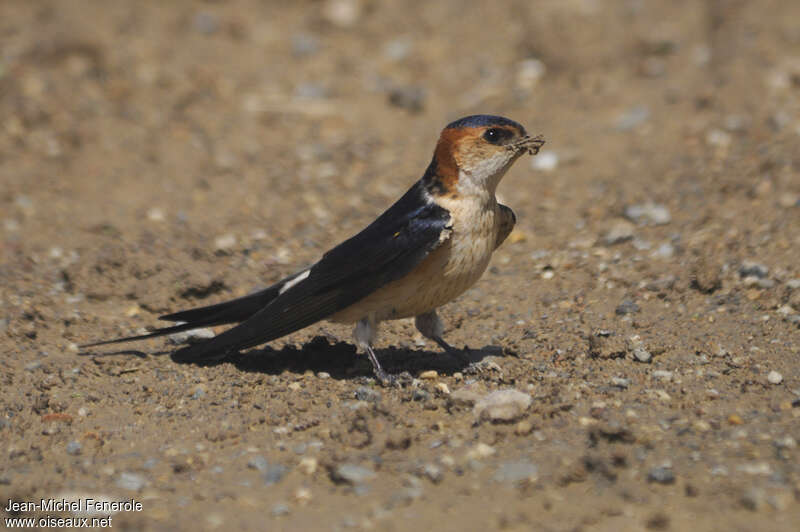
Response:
81,336,512,380
227,336,509,380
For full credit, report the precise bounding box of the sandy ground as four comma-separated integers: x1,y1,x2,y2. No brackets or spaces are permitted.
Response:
2,1,800,530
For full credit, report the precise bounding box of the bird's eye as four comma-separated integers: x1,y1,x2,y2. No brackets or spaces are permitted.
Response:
483,128,507,144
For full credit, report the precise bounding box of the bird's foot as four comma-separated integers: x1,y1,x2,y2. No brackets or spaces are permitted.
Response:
365,346,410,387
432,336,473,365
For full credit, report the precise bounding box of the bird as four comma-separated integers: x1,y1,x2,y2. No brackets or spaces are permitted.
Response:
83,115,545,384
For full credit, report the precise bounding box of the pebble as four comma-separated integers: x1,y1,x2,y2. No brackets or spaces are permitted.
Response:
739,261,769,279
168,328,215,345
354,386,381,403
291,33,320,57
248,455,269,473
611,377,630,388
767,371,783,385
603,221,635,245
615,105,650,130
388,86,426,113
515,420,534,435
473,389,532,422
419,370,438,380
115,472,147,491
263,464,288,485
652,370,673,381
192,12,219,34
420,464,443,484
330,464,376,485
786,279,800,290
66,440,82,455
298,457,318,475
624,203,671,226
271,503,290,517
516,58,546,90
465,443,496,461
615,299,640,315
450,385,483,407
706,129,732,148
214,234,237,251
647,467,675,484
322,0,361,27
492,460,538,484
652,242,675,259
633,347,652,363
531,151,558,172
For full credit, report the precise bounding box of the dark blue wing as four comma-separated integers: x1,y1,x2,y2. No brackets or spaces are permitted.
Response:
171,181,451,361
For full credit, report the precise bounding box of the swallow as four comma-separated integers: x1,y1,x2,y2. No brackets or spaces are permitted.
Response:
83,115,545,384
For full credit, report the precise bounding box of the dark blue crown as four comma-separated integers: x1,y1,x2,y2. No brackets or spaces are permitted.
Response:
445,114,524,132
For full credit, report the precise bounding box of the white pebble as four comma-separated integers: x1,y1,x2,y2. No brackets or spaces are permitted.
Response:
531,151,558,171
767,371,783,385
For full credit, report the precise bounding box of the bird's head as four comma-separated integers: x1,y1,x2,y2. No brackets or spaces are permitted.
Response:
426,115,545,198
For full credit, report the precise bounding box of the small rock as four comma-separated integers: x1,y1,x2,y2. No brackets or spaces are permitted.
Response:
419,370,438,380
420,464,443,484
652,242,675,259
322,0,361,27
116,472,147,491
263,464,288,485
615,105,650,130
146,207,165,222
291,33,320,57
354,386,381,403
652,370,673,381
739,261,769,279
647,467,675,484
474,389,532,422
531,151,558,172
603,221,635,245
493,460,538,484
767,371,783,385
515,58,546,90
66,440,82,455
633,347,652,363
691,256,722,293
706,129,731,148
214,234,237,252
293,487,312,505
624,203,671,226
611,377,630,388
298,457,318,475
450,385,483,407
740,487,767,511
615,299,640,315
515,420,534,435
248,455,269,473
192,12,219,34
330,464,376,485
388,86,426,113
465,443,496,461
271,503,290,517
589,330,627,359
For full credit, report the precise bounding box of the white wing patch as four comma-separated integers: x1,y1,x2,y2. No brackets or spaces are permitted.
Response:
278,269,310,295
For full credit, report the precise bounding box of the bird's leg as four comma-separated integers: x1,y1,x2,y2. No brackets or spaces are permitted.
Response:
415,310,470,363
354,316,395,385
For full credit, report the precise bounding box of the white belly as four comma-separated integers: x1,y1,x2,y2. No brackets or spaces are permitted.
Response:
331,199,498,323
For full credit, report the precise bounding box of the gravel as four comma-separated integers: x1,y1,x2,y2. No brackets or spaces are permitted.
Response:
330,464,377,485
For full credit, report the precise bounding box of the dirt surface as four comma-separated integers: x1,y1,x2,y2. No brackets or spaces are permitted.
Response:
2,1,800,530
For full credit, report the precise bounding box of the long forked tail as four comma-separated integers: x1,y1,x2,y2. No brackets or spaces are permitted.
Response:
80,284,283,349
